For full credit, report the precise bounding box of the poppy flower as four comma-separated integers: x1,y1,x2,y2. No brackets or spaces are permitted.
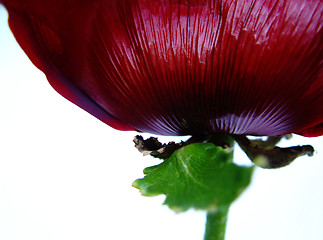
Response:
1,0,322,137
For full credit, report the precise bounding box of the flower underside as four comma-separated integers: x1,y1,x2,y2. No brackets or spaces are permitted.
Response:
2,0,323,136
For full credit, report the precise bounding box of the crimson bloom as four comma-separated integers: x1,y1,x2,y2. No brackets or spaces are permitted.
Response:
1,0,322,137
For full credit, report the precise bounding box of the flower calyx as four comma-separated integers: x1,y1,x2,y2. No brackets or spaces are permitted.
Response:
133,134,234,160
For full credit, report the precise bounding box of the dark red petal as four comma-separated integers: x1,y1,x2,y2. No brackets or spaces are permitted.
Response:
2,0,323,136
3,2,135,131
297,122,323,137
83,0,323,136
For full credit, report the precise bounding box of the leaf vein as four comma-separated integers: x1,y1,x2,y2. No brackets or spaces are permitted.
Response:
178,153,207,188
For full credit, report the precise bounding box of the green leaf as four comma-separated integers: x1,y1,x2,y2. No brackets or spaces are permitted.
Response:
133,143,254,212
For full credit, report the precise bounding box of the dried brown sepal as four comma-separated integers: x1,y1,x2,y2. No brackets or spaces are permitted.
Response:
133,136,181,159
233,135,314,169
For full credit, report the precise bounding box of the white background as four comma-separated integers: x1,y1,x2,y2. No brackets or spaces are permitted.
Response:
0,5,322,240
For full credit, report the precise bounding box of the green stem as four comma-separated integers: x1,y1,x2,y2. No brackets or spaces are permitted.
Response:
204,206,230,240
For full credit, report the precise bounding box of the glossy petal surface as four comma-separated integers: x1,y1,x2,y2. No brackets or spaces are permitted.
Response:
1,0,323,136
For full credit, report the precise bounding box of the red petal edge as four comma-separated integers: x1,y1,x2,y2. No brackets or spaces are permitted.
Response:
2,3,135,131
297,122,323,137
